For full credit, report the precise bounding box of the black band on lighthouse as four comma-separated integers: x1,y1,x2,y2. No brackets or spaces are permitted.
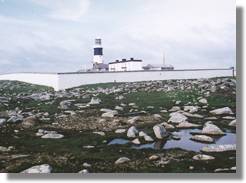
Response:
94,48,103,55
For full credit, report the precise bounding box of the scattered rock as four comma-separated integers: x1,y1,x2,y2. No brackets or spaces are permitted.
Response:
115,106,124,111
132,138,141,145
83,145,95,149
0,118,6,126
59,100,72,110
88,97,101,105
176,121,200,128
128,116,140,124
222,116,235,120
229,119,236,127
190,135,214,143
78,169,89,174
153,124,168,139
115,129,126,134
168,112,188,124
41,133,64,139
115,157,130,165
21,164,52,173
127,126,138,138
101,110,118,118
143,135,154,142
149,155,160,161
162,122,175,129
22,116,38,129
199,98,208,105
93,131,105,136
210,107,233,115
214,168,230,173
201,144,236,153
193,154,215,161
169,106,181,112
201,121,225,135
153,114,162,120
0,146,11,152
83,162,92,168
7,114,23,123
184,106,199,113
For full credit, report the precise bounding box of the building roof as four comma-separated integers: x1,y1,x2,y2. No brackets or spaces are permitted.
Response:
109,58,142,64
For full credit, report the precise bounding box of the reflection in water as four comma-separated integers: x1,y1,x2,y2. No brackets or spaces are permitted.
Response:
153,140,167,150
107,129,236,152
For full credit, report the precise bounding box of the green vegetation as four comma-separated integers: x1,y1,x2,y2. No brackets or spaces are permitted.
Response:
0,80,53,96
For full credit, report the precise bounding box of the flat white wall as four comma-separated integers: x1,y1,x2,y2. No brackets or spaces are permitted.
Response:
0,69,233,91
58,69,233,90
109,61,143,71
0,73,59,91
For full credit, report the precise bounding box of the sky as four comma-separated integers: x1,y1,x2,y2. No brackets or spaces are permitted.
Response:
0,0,236,73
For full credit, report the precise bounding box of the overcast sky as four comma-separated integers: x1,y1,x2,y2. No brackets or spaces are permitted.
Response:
0,0,236,73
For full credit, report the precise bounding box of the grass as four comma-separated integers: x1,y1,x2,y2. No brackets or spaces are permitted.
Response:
0,80,53,96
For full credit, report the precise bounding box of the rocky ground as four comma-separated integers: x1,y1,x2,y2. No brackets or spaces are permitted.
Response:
0,77,236,173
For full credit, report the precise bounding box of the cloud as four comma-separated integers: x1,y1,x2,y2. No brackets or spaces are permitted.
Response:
31,0,90,21
0,0,236,73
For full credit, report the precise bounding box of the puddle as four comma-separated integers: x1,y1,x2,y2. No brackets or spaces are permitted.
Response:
107,129,236,152
108,138,129,145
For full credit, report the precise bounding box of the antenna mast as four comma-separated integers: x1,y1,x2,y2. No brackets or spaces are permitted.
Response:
163,51,165,66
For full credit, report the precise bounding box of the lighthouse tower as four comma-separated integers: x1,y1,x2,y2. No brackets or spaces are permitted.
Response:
93,38,103,68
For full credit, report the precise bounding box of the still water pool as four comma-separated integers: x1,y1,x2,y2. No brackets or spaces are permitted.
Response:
108,129,236,152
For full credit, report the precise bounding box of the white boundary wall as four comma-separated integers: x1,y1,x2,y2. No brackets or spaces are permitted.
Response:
58,69,234,90
0,69,234,91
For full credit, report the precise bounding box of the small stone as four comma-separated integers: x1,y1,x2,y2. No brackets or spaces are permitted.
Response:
153,114,162,120
149,155,160,161
162,122,175,129
199,98,208,105
21,164,52,173
210,107,233,115
128,116,140,124
82,162,91,168
168,112,187,124
0,146,9,152
41,133,64,139
229,119,236,127
143,135,154,142
160,110,168,113
190,135,214,143
189,166,194,170
176,121,200,128
169,106,181,112
193,154,215,161
127,126,138,138
201,121,225,135
22,116,38,129
115,157,130,165
222,116,235,120
88,97,101,105
214,168,230,173
83,145,95,149
201,144,236,153
115,129,126,134
115,106,124,111
153,124,168,139
184,106,199,113
93,131,105,136
132,138,141,145
78,169,89,174
0,118,6,126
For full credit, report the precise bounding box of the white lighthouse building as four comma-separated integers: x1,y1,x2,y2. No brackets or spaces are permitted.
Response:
92,38,108,71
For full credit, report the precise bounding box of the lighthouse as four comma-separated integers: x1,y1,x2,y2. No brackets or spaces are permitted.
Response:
93,38,103,68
